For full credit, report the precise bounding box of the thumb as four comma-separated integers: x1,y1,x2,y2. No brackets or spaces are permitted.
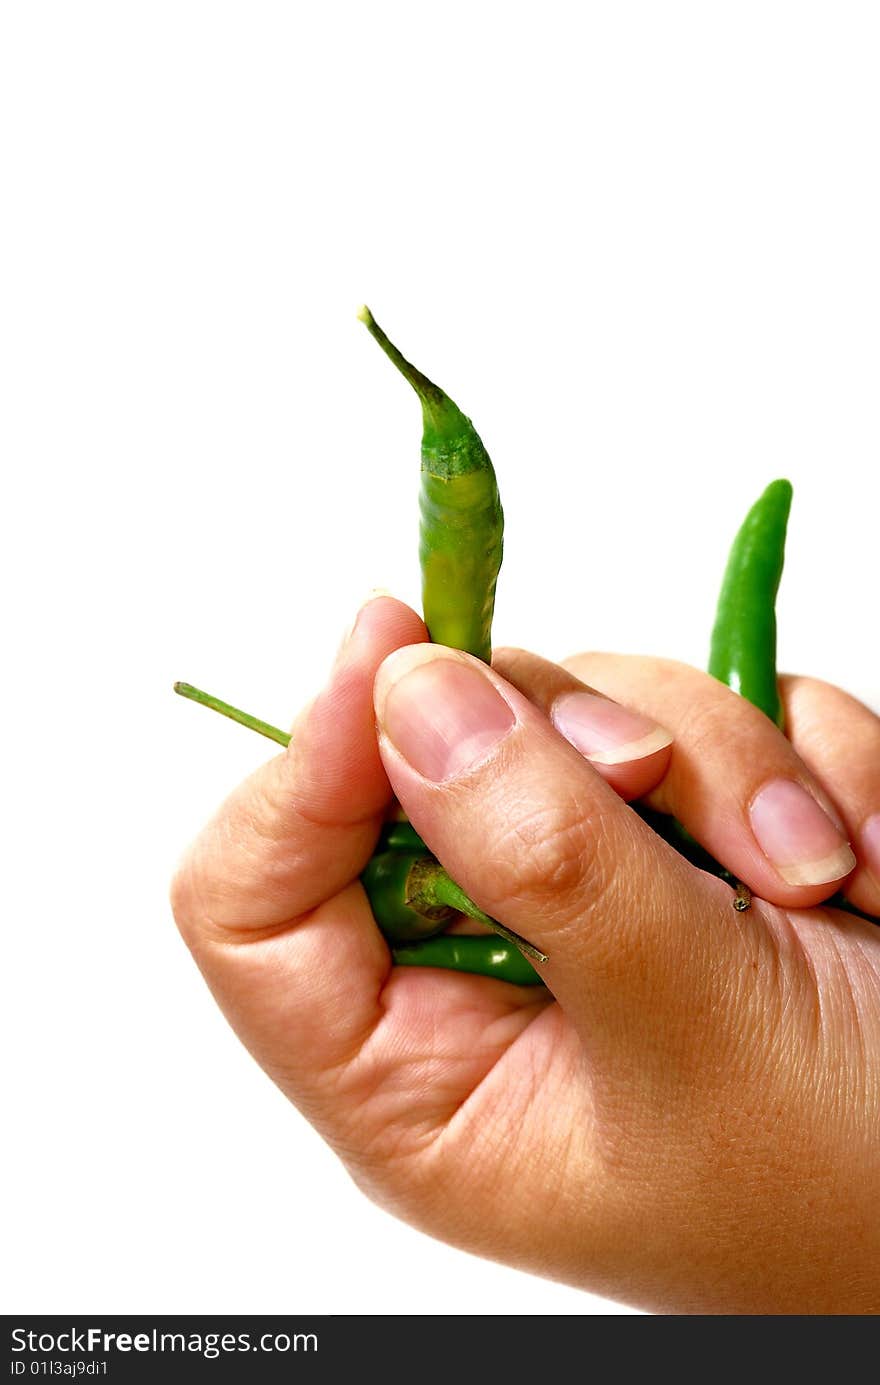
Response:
374,644,748,1062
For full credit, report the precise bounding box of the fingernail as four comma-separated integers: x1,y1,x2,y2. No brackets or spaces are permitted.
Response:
749,779,857,886
551,691,672,765
377,648,516,783
861,813,880,886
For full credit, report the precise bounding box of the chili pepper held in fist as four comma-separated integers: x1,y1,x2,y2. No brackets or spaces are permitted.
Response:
171,596,880,1313
637,479,865,919
637,478,795,912
173,678,548,965
392,935,543,985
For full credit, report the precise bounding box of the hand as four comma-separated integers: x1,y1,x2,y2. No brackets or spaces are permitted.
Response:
550,649,880,917
170,598,880,1315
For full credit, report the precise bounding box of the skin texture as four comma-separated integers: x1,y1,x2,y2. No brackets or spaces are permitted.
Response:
170,596,880,1315
556,653,878,919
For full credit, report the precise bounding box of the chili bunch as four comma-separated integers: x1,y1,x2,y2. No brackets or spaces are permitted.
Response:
176,310,871,990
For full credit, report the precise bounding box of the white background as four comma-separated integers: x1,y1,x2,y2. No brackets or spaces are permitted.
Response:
3,2,879,1317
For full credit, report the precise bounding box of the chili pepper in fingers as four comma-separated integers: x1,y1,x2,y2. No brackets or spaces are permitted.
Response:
708,479,793,729
172,682,548,959
637,481,794,908
703,478,793,909
358,307,503,664
415,864,548,963
361,850,548,957
392,935,545,986
361,850,456,942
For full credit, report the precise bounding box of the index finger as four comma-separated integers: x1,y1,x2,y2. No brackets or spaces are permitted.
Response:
170,596,428,942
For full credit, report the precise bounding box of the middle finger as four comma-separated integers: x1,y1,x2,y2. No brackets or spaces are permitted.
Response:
554,652,856,909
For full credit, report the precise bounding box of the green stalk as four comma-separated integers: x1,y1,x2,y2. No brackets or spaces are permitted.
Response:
410,861,549,965
357,306,452,435
173,683,291,748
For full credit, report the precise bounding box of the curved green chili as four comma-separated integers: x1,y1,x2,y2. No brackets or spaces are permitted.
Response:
703,478,793,908
358,307,503,664
708,479,793,729
392,934,544,985
644,481,793,910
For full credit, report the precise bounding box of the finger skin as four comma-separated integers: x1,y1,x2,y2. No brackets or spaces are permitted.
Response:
169,596,428,1082
171,596,428,940
373,642,746,1073
170,595,545,1137
780,674,880,917
561,653,857,910
171,625,880,1314
491,646,673,801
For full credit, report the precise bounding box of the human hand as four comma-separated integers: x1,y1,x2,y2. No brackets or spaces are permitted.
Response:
171,598,879,1315
505,647,880,918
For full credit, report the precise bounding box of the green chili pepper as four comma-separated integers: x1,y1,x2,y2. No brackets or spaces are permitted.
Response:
358,307,503,664
378,820,429,854
361,849,548,954
629,481,794,910
708,479,793,729
361,850,456,942
702,478,792,909
416,862,547,961
392,935,544,986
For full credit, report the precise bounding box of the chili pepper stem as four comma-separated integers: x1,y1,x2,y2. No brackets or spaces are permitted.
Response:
173,683,291,748
426,867,549,965
357,306,447,422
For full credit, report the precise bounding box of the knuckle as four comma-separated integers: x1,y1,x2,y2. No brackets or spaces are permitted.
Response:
481,791,601,915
